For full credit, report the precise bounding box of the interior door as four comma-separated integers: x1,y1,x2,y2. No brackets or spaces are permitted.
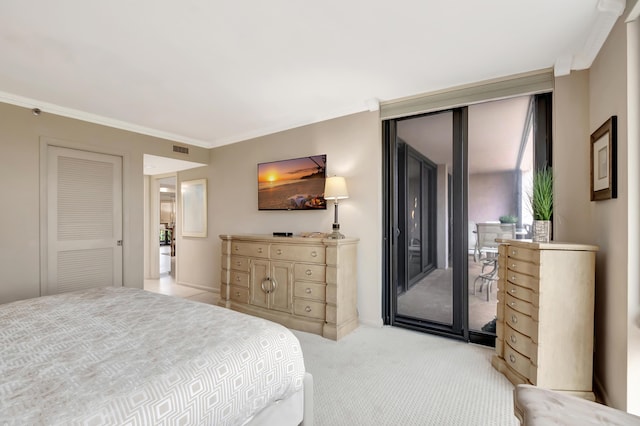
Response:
45,146,123,295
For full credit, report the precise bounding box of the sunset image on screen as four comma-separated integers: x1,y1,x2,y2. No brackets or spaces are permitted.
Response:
257,155,326,210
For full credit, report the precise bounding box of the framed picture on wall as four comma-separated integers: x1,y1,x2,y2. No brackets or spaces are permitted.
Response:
181,178,207,237
590,116,617,201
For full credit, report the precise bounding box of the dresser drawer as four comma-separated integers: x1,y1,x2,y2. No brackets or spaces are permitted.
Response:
231,242,269,258
507,246,539,263
230,256,250,272
505,293,534,316
504,344,532,381
271,244,325,263
294,281,326,302
294,299,326,320
505,305,536,338
294,263,326,282
506,258,539,278
505,324,536,359
505,269,538,292
229,270,249,288
229,286,249,303
505,281,535,304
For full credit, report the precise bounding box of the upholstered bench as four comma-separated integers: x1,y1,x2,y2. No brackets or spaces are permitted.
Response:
514,384,640,425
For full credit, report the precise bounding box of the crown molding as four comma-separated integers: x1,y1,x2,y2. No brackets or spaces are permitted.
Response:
0,90,214,148
555,0,625,75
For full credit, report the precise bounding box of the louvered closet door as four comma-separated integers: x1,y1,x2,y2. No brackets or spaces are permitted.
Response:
46,146,123,295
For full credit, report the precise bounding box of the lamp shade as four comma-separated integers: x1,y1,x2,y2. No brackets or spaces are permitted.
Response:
324,176,349,200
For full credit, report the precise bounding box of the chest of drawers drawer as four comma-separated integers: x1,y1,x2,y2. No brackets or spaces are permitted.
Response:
506,246,539,263
504,344,532,381
505,323,536,360
505,281,535,305
229,287,249,303
230,256,250,272
505,292,534,316
231,242,269,258
271,244,325,263
294,263,326,282
506,270,538,292
294,299,326,320
229,270,249,288
294,281,326,302
505,305,536,339
506,258,539,278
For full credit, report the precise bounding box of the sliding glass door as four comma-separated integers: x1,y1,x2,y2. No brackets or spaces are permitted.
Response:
382,93,552,345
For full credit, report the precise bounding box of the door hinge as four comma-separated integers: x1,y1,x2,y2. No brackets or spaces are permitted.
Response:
117,240,123,246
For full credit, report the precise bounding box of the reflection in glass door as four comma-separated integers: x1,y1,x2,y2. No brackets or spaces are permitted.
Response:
467,96,536,335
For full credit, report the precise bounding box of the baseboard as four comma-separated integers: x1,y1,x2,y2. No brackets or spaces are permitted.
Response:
176,281,219,293
359,317,384,328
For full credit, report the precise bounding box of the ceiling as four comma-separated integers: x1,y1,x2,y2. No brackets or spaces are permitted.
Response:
0,1,624,150
397,95,533,174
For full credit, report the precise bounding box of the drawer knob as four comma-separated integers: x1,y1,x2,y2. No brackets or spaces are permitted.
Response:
236,276,241,282
305,288,312,294
234,246,239,251
236,261,242,266
511,315,518,324
305,269,312,276
511,263,517,268
276,249,282,255
311,251,318,257
509,354,517,364
511,276,517,281
305,306,312,313
510,288,517,294
235,291,240,297
510,335,517,344
509,301,516,307
258,248,263,253
511,250,518,255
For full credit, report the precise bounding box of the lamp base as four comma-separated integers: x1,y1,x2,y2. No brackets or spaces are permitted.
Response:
327,223,345,239
327,229,345,239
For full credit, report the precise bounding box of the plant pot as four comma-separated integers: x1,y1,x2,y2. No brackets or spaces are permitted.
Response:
532,220,552,243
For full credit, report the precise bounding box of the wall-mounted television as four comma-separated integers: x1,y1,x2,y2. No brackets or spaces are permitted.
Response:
257,154,327,210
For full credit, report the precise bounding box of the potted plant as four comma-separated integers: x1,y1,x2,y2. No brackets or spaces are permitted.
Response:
499,215,518,224
530,167,553,242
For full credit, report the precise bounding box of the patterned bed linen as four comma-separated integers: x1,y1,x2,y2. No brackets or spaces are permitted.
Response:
0,287,306,425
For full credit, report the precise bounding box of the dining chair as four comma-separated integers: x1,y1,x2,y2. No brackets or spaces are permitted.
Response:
473,222,516,301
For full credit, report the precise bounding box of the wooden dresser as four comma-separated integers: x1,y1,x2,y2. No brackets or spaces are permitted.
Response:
219,234,359,340
491,240,598,400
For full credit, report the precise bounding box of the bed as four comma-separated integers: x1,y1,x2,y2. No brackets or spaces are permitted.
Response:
0,287,313,425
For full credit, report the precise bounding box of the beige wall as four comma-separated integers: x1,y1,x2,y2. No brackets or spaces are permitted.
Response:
177,111,384,326
554,8,639,412
626,14,640,416
0,102,209,304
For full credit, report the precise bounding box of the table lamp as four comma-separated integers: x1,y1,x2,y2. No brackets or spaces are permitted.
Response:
324,176,349,239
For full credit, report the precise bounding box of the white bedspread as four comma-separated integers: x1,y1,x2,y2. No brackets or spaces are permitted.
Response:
0,287,305,425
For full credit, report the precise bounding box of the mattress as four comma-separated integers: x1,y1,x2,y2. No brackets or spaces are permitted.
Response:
0,287,306,425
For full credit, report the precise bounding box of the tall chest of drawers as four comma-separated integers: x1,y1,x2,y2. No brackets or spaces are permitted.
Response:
491,240,598,400
219,234,359,340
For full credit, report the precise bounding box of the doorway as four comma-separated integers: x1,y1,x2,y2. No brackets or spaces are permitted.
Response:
383,93,552,345
158,176,177,279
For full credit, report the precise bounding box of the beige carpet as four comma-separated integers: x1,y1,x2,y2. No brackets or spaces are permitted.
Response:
293,325,518,426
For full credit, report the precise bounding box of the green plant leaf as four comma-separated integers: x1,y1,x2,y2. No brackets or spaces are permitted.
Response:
531,167,553,220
